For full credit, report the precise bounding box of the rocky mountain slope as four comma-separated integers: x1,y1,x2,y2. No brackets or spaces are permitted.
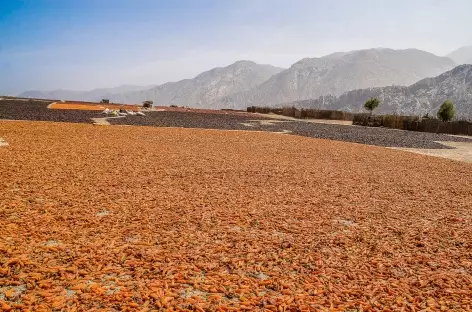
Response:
106,61,284,107
18,85,155,102
216,48,456,109
290,64,472,118
447,46,472,65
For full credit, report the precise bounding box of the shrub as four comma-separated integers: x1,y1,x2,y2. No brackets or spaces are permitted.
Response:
437,100,455,122
142,100,153,108
364,98,380,114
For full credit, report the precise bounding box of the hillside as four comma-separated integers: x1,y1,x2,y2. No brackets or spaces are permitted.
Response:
106,61,284,107
291,64,472,118
447,46,472,65
17,49,460,111
18,85,156,102
216,48,456,109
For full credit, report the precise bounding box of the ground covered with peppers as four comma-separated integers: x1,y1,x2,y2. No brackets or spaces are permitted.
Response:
0,121,471,311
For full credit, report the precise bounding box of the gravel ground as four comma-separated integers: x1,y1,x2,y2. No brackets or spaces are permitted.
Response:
1,121,471,310
108,110,271,130
0,99,102,123
2,99,472,148
109,111,472,149
281,121,472,149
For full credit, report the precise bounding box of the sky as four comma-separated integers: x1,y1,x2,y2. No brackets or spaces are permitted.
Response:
1,0,472,95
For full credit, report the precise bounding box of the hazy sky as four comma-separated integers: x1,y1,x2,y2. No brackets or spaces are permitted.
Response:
1,0,471,94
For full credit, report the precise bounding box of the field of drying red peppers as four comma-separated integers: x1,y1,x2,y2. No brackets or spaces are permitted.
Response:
1,120,471,311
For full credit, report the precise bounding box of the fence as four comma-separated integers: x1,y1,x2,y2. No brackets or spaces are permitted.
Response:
247,106,354,121
246,106,282,114
353,114,420,128
248,107,472,136
300,109,354,120
353,114,472,136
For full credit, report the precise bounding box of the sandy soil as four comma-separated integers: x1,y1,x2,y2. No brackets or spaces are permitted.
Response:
0,121,471,311
256,113,353,125
257,113,472,163
153,106,256,117
49,102,141,111
392,141,472,163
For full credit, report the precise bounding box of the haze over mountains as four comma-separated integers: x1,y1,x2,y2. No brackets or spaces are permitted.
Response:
105,61,284,107
17,47,472,116
19,85,156,103
447,46,472,65
19,61,283,107
288,64,472,118
217,48,455,109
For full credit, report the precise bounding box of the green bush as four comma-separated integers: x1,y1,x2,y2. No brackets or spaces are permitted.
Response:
364,98,380,114
437,100,455,122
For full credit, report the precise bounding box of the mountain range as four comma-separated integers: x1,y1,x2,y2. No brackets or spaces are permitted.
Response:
19,85,156,102
216,48,455,109
19,61,283,107
16,46,472,117
447,46,472,65
105,61,284,107
289,64,472,118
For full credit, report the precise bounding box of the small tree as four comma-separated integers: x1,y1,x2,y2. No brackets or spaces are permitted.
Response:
437,100,455,122
142,100,153,108
364,97,380,114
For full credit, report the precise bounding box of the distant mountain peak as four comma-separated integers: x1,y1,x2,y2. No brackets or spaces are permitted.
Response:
18,85,155,101
289,64,472,118
103,61,285,107
232,60,257,66
18,48,463,112
447,46,472,65
448,63,472,74
450,45,472,52
216,48,456,109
